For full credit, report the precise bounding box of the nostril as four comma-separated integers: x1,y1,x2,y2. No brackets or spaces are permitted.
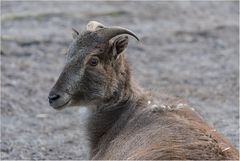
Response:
48,94,60,103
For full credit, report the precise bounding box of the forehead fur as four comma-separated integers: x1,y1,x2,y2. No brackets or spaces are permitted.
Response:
67,31,108,59
76,31,104,48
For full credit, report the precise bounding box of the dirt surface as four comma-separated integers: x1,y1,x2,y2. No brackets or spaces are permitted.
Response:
1,1,239,160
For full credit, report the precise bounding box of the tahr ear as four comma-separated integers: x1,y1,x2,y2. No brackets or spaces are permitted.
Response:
72,28,79,39
112,36,129,59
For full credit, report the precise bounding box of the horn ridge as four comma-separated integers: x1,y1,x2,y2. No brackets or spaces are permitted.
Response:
96,26,139,41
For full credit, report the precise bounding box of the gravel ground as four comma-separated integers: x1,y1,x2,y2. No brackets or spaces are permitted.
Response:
1,1,239,160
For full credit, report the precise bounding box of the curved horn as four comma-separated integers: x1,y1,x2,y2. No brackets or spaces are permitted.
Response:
86,21,105,31
96,26,139,41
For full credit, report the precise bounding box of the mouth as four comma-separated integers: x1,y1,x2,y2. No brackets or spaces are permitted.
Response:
52,99,71,110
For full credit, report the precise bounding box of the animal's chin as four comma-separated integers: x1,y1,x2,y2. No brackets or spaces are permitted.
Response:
52,99,71,110
51,95,99,110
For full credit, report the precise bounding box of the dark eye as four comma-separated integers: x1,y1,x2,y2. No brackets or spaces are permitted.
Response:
88,57,99,66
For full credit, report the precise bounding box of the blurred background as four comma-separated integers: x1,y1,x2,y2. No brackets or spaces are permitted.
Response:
1,1,239,160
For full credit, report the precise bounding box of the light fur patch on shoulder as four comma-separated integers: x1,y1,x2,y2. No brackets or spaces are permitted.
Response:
147,100,194,113
149,104,172,112
176,103,187,109
149,102,195,113
176,103,195,111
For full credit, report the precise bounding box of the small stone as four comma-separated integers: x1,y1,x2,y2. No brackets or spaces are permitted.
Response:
147,100,151,105
36,114,48,118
